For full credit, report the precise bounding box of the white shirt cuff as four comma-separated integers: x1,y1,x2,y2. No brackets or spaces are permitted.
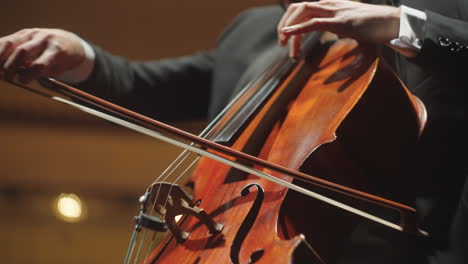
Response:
56,36,95,84
389,5,427,57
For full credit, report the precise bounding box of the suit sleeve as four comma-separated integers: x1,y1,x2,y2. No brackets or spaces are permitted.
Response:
76,46,214,122
410,11,468,71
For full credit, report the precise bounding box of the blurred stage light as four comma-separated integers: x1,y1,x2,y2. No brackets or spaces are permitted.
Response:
54,193,84,222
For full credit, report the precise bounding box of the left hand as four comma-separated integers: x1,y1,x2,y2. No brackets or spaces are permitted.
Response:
278,0,401,57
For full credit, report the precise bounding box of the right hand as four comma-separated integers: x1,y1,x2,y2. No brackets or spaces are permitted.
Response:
0,28,85,83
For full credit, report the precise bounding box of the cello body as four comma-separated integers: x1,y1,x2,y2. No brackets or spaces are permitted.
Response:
145,39,426,263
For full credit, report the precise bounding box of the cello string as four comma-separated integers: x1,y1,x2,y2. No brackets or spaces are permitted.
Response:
135,150,196,263
143,232,158,264
148,151,197,219
124,230,140,264
137,156,201,263
146,93,228,214
151,149,192,185
133,229,149,264
162,156,200,210
131,150,193,263
123,230,138,264
299,234,326,264
150,150,192,213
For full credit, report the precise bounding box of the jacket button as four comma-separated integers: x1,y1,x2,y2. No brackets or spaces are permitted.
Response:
439,37,451,47
416,39,423,46
449,42,462,52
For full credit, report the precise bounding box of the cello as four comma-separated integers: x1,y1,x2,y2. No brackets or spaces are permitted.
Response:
3,37,428,263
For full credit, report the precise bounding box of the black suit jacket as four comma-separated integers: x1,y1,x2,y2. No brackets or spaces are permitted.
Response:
76,2,467,263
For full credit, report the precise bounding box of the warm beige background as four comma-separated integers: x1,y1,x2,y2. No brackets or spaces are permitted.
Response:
0,0,276,263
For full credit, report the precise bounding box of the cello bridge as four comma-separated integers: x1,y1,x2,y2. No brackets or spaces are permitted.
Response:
134,182,223,243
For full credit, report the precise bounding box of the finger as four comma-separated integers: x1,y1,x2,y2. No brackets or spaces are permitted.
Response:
3,32,50,69
0,39,15,66
281,5,318,47
289,34,303,58
283,4,308,35
279,3,335,46
278,3,300,45
282,17,337,40
0,29,37,67
3,34,49,80
281,4,314,46
17,44,65,83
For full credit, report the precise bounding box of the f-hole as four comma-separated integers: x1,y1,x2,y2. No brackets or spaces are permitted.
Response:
230,183,265,264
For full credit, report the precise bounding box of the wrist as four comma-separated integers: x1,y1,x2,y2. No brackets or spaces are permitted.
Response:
388,5,427,57
386,6,402,43
56,34,95,84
